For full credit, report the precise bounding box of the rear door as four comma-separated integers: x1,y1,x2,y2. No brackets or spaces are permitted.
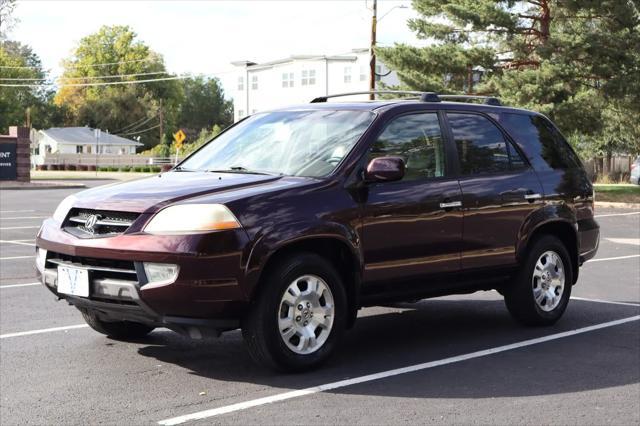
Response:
445,112,544,270
360,111,463,284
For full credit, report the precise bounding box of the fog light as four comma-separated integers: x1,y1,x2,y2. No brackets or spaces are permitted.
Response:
35,247,47,273
142,263,179,288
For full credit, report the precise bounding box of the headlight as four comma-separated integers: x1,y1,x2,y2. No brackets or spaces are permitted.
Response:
52,195,76,223
143,204,241,234
35,247,47,273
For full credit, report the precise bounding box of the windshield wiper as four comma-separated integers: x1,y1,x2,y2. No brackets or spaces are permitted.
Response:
206,166,276,176
173,166,196,172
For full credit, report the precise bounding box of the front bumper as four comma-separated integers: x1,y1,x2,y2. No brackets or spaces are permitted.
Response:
36,218,250,333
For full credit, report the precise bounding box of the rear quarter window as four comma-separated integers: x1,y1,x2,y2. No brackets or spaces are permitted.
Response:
495,113,581,171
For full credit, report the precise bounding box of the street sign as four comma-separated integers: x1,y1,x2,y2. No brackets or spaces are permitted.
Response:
173,129,186,149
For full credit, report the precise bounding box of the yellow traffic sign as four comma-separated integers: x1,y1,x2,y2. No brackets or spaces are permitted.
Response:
173,129,186,148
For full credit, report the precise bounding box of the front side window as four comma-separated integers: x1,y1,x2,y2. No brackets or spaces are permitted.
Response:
369,112,446,181
181,110,375,178
448,113,525,175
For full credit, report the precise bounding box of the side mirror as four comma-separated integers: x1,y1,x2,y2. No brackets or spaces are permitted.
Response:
364,156,405,182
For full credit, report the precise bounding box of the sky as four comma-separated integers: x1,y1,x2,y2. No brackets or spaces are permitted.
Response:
9,0,423,93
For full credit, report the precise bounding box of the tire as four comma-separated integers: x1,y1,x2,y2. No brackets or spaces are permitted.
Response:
241,253,347,372
504,235,573,326
81,310,154,339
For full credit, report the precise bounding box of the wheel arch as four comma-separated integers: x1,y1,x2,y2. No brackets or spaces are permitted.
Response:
518,218,579,284
246,230,362,328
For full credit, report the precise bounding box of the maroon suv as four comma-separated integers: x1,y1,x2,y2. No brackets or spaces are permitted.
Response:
36,92,599,371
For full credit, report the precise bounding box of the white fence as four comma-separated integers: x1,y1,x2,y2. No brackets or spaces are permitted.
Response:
32,154,183,167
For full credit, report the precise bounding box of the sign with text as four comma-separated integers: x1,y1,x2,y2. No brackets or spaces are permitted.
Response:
0,143,17,180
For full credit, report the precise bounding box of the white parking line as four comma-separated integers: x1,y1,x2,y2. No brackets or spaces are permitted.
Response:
0,210,35,213
605,238,640,246
587,254,640,263
0,282,40,289
595,212,640,218
0,239,36,247
157,314,640,425
0,324,89,339
0,216,47,220
0,226,40,230
0,255,33,260
571,297,640,307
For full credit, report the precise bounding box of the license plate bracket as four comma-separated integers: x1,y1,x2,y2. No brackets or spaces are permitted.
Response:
57,265,90,297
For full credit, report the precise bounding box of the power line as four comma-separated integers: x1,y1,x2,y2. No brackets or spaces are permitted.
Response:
114,114,158,134
0,75,190,87
118,123,161,136
0,71,168,82
0,57,156,70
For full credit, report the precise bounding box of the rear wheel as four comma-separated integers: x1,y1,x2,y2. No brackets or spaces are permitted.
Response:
504,235,573,326
81,310,154,339
242,253,347,372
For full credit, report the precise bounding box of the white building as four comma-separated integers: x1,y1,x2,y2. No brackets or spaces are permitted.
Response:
231,48,400,121
35,127,143,157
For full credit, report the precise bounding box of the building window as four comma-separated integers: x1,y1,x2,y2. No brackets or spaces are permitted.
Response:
237,76,244,91
302,69,316,86
344,66,352,83
86,146,92,154
360,66,368,82
251,75,258,90
76,145,83,154
282,72,294,88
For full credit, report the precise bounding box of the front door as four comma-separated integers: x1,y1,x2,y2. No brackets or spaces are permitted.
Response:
445,112,544,270
360,111,463,285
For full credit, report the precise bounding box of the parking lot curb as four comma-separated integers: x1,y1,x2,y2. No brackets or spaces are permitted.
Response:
0,182,87,190
595,201,640,209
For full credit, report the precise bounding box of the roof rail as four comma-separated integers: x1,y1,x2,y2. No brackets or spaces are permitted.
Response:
438,95,501,106
310,90,441,103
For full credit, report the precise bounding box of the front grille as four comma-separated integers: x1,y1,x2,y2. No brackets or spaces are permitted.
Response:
63,208,139,238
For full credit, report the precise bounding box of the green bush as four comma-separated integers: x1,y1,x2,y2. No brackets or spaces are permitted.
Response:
150,166,161,173
133,166,143,172
141,166,152,173
119,166,132,172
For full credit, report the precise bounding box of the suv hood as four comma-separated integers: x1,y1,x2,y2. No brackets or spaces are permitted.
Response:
72,171,285,213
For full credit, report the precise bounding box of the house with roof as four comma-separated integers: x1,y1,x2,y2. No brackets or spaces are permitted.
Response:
35,127,143,156
230,48,400,122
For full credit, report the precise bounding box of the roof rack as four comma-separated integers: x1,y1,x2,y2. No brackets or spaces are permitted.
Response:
310,90,440,103
438,95,501,106
310,90,501,106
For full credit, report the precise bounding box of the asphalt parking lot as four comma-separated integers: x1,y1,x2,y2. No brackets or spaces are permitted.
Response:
1,182,639,425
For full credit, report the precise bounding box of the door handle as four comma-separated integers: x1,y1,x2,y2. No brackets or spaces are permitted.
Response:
439,201,462,209
524,193,542,201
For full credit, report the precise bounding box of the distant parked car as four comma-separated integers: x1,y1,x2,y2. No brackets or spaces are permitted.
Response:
630,156,640,185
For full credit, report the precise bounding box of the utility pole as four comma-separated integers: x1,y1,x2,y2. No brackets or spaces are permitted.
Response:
369,0,377,100
159,99,164,146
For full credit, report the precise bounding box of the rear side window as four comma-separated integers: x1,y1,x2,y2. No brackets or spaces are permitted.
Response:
447,113,526,175
496,113,581,171
370,112,446,180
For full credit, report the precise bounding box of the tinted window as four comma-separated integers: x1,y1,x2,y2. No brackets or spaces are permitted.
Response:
448,113,514,175
496,113,581,170
370,113,446,180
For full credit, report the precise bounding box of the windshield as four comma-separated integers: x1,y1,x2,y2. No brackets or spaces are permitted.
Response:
180,110,375,177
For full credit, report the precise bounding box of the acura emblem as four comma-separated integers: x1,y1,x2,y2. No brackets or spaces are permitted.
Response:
84,214,101,233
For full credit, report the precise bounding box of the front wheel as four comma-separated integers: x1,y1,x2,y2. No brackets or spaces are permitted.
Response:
242,253,347,372
504,235,573,326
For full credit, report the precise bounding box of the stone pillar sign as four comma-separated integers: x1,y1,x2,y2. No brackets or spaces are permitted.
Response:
0,126,31,182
